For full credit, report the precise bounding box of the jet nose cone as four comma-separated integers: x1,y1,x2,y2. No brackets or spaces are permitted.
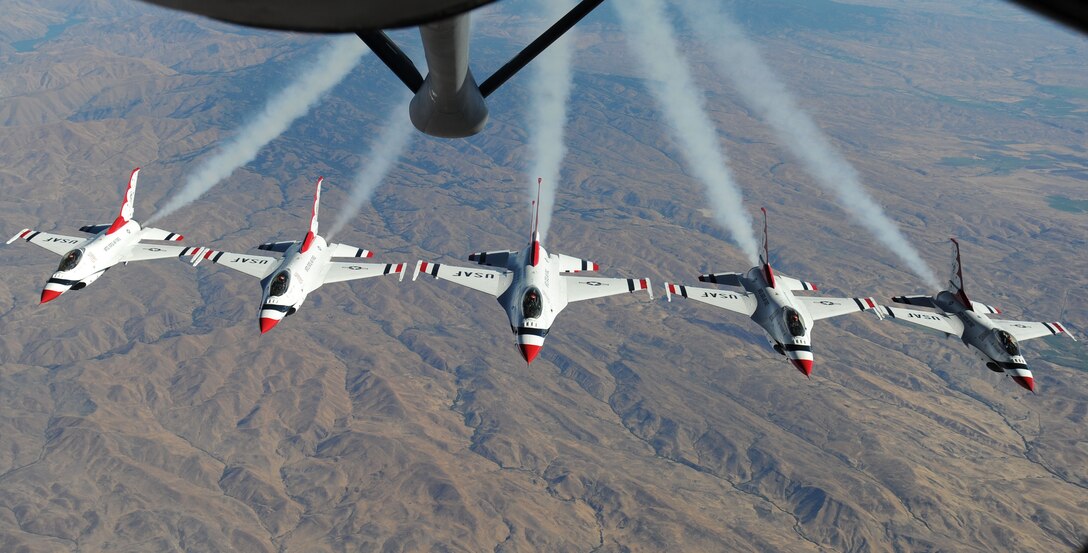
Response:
790,358,813,377
1012,375,1035,393
40,289,62,304
259,317,280,334
519,343,542,364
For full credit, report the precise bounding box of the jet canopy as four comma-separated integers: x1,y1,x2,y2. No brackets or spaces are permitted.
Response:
269,270,290,297
997,329,1021,356
58,249,83,272
784,307,806,337
522,287,543,319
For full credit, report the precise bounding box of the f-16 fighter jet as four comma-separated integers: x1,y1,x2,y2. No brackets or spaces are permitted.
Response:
189,177,405,333
7,168,200,304
879,238,1076,392
412,179,652,363
664,208,879,377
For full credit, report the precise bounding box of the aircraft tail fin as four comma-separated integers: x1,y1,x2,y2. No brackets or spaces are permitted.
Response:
759,207,775,288
300,177,322,253
949,238,971,309
106,168,139,235
529,177,542,266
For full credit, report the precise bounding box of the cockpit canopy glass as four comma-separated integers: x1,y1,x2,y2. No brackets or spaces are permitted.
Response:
522,287,543,319
269,270,290,297
784,307,805,337
58,249,83,272
997,330,1020,356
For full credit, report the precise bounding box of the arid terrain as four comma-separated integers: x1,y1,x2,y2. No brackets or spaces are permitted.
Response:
1,0,1086,551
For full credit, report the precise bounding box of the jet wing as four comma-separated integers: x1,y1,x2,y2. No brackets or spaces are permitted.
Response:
879,305,965,337
553,253,599,273
413,261,513,297
698,272,745,287
796,296,878,321
7,229,86,255
664,283,756,315
468,249,516,268
323,261,405,284
991,320,1077,342
564,275,651,303
257,240,297,253
199,249,279,279
139,227,185,242
120,243,191,263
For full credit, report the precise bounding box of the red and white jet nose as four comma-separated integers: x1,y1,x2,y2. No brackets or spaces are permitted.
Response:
259,317,280,334
40,288,63,304
1008,367,1035,393
519,343,542,364
790,358,813,377
786,347,814,377
516,331,546,364
1011,375,1035,393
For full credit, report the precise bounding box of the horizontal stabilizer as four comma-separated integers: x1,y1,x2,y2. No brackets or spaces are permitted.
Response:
775,274,819,292
892,295,938,309
699,272,744,287
140,227,184,242
330,243,373,258
257,240,297,253
970,300,1001,315
469,249,516,268
553,253,599,273
79,223,111,235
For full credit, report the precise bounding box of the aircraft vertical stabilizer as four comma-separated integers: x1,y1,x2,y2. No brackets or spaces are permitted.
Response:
300,177,322,253
107,168,140,234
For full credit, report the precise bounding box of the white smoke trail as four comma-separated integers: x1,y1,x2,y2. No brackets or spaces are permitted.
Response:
529,0,576,240
677,0,941,289
326,108,415,239
150,36,369,222
613,0,759,264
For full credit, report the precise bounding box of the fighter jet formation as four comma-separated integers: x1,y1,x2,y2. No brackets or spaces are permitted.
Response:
5,168,1077,393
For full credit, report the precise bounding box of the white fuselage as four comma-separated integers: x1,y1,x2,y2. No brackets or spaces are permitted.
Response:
492,239,566,362
258,235,335,326
44,220,143,298
741,267,815,375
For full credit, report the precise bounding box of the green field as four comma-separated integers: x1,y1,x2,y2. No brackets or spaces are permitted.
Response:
1047,195,1088,213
